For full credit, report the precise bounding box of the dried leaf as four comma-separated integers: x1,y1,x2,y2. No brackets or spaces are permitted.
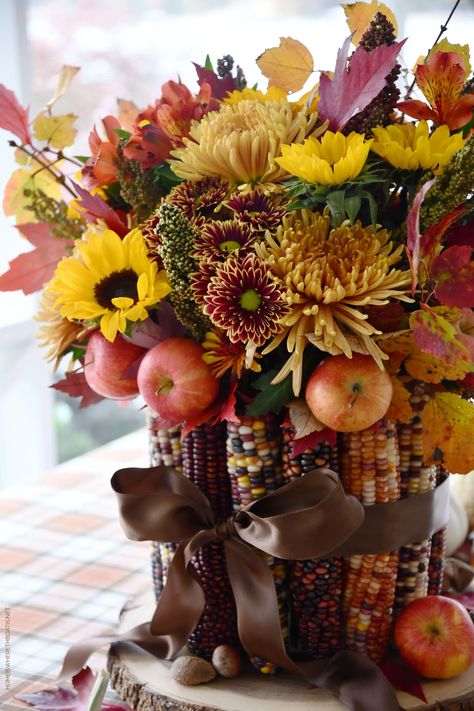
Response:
0,83,31,144
46,65,80,109
33,112,78,149
379,658,427,704
432,245,474,308
288,398,326,439
386,377,413,423
342,1,399,45
3,164,62,223
71,182,128,236
318,36,404,131
0,223,72,294
422,392,474,474
116,98,139,132
51,372,105,409
256,37,314,94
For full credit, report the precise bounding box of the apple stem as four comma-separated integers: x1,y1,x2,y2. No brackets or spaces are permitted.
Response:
349,383,361,409
156,376,174,396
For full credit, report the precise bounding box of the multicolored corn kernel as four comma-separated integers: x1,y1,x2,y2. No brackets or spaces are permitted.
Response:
182,423,239,659
148,416,183,598
428,465,449,595
226,415,286,673
394,392,437,617
282,427,344,660
339,420,401,662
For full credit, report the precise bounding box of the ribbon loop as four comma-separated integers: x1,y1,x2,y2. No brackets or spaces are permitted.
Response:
213,515,238,541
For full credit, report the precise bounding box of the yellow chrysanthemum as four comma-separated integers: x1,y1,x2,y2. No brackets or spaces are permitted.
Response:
223,86,287,105
275,131,372,185
36,289,90,371
48,228,171,342
371,121,464,174
255,209,412,395
168,98,318,188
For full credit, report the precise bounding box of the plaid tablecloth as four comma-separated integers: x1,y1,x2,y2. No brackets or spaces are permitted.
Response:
0,429,151,709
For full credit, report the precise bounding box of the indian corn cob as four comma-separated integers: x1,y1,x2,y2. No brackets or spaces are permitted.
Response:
226,414,286,674
339,420,400,662
394,391,437,617
282,427,344,660
428,465,449,594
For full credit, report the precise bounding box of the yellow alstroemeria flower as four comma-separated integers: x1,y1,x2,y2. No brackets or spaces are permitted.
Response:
48,228,171,341
371,121,464,175
275,131,373,185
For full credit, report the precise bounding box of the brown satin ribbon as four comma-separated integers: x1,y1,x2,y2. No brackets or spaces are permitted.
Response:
60,466,450,711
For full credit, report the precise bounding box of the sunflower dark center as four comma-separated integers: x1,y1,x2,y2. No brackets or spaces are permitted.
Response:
94,269,139,309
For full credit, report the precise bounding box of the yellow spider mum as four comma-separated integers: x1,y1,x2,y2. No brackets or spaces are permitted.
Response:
36,289,90,371
275,131,372,185
168,98,318,188
223,86,287,105
255,209,411,395
371,121,464,174
48,228,171,342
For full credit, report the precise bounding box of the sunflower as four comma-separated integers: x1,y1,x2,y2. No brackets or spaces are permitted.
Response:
48,228,171,341
275,131,373,185
168,98,318,188
203,252,288,347
255,209,412,395
371,121,464,174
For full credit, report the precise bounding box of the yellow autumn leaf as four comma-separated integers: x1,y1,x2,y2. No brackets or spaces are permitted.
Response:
422,392,474,474
342,0,398,45
33,113,78,149
429,38,471,76
46,65,80,109
386,377,413,423
256,37,314,94
3,164,62,223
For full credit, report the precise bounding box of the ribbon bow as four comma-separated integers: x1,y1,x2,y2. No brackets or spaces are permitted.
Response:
61,465,450,711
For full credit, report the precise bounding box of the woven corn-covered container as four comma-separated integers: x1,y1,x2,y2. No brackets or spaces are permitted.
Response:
149,408,448,667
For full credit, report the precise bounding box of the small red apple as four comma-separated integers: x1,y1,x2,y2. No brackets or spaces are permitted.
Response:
84,331,146,399
394,595,474,679
304,353,392,432
137,337,219,423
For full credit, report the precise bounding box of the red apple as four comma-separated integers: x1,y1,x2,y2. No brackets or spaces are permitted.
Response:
394,595,474,679
84,331,146,400
137,337,219,423
304,353,392,432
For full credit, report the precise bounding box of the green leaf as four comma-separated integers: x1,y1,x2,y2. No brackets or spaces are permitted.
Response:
360,189,379,226
205,54,213,70
246,369,294,417
114,128,132,140
344,194,362,224
74,155,89,164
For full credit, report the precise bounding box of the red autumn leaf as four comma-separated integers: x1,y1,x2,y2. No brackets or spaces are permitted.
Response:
17,667,130,711
318,36,405,131
379,658,427,704
0,223,71,294
193,63,238,100
71,182,128,237
411,307,471,366
432,245,474,308
444,216,474,249
0,83,32,144
51,372,105,408
289,428,337,458
406,179,435,293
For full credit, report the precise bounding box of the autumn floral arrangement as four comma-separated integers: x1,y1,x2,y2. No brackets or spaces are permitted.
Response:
2,0,474,706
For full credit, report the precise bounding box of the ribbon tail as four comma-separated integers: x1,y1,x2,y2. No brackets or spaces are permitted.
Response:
150,541,206,658
225,539,403,711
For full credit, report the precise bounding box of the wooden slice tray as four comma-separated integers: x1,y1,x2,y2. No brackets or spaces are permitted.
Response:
108,593,474,711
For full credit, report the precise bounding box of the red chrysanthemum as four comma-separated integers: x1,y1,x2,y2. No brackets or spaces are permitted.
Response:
166,176,231,226
203,253,288,346
193,220,256,263
224,190,288,232
190,261,217,306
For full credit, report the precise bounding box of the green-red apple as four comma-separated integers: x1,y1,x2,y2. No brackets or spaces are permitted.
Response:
84,330,146,399
137,337,219,423
394,595,474,679
304,353,393,432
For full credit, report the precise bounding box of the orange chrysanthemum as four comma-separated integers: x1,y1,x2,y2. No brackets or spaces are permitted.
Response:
36,289,90,370
202,330,261,378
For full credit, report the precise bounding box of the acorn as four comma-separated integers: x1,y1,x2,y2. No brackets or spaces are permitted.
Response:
212,644,241,678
